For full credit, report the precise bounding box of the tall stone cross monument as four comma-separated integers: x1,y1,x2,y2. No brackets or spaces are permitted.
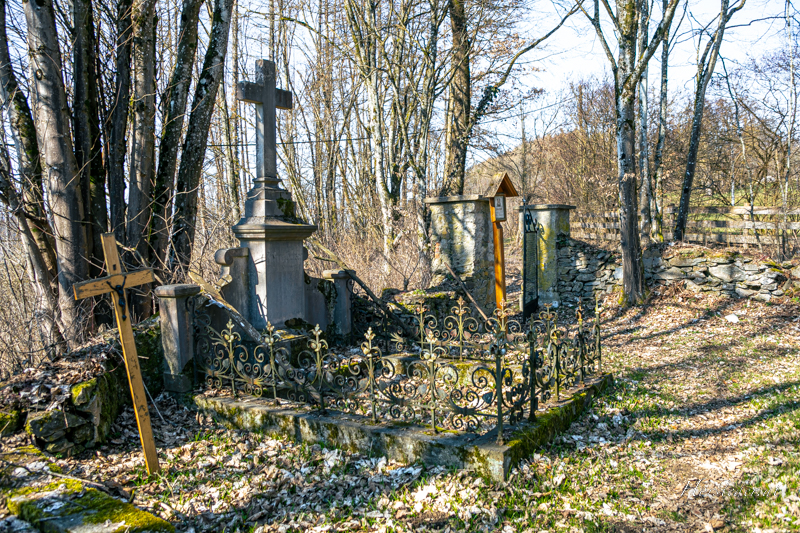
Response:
234,59,316,328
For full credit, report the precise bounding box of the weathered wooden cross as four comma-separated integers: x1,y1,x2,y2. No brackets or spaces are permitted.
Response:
73,233,160,474
236,59,293,185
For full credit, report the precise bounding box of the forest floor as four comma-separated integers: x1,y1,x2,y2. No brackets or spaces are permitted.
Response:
2,285,800,533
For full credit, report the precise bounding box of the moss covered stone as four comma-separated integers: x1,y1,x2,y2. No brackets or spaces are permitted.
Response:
25,410,87,443
133,317,165,396
0,445,61,480
0,409,23,436
6,479,174,533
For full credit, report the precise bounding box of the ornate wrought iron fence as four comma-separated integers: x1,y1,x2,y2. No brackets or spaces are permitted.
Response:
193,298,603,444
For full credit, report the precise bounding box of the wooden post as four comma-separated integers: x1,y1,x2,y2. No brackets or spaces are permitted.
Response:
490,201,506,306
483,173,518,307
73,233,160,475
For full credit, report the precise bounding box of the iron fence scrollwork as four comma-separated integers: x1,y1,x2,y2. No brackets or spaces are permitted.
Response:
193,296,603,444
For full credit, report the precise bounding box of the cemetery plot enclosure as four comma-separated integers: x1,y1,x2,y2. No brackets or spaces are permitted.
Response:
193,298,602,443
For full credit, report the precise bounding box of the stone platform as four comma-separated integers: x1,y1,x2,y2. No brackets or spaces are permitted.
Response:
193,373,613,481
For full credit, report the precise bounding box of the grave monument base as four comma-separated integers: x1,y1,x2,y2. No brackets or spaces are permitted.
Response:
194,373,613,482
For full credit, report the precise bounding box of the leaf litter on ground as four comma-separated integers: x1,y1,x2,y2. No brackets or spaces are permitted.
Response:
2,286,799,532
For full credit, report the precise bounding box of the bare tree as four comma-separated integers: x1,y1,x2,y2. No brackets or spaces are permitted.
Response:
170,0,235,269
73,0,107,278
150,0,205,269
580,0,680,305
440,1,579,196
22,0,88,343
108,0,134,241
674,0,744,241
0,0,64,352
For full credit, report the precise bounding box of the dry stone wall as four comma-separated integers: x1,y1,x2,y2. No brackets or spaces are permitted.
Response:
557,237,800,304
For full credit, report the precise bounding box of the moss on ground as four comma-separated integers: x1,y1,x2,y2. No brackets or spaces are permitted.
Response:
7,479,174,532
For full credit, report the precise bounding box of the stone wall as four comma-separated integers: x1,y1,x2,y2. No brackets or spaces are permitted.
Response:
2,319,164,455
425,196,495,310
556,238,800,304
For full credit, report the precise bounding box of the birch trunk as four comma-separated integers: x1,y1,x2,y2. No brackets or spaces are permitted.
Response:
345,0,393,257
584,0,679,305
651,3,668,241
150,0,204,269
170,0,235,269
616,0,644,305
0,0,57,280
23,0,88,344
782,0,796,257
637,1,652,240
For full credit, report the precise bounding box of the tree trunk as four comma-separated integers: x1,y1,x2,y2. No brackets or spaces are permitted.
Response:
126,0,157,261
442,0,470,196
108,0,133,241
23,0,88,344
170,0,235,270
651,3,668,241
0,0,65,353
150,0,204,270
73,0,107,281
0,144,66,354
674,0,734,241
616,0,644,305
344,0,393,258
125,0,157,318
636,2,651,240
0,0,57,281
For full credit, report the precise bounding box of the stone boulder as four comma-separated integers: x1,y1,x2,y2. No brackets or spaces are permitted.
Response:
70,372,123,446
25,410,90,455
708,264,746,283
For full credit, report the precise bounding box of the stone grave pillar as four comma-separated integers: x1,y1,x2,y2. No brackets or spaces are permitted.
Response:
234,59,317,329
424,195,495,310
155,284,201,394
518,204,575,307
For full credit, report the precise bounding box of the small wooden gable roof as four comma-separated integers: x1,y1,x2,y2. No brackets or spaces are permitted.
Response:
483,172,518,198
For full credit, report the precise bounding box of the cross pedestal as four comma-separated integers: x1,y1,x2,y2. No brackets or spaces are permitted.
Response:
234,59,316,329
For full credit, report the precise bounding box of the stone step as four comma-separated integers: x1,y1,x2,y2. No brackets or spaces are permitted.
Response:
195,373,614,482
5,479,173,533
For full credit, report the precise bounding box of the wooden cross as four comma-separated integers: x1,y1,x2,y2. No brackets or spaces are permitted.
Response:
236,59,293,186
73,233,160,475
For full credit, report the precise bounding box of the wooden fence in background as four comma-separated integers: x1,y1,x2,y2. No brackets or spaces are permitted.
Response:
572,206,800,248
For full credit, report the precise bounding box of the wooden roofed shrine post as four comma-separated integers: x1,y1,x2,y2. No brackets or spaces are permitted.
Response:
485,173,519,308
73,233,160,475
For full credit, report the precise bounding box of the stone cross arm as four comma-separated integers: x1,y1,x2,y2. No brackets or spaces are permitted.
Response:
236,59,294,183
236,81,293,110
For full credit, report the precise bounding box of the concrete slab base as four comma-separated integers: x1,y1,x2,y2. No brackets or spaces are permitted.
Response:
194,374,613,482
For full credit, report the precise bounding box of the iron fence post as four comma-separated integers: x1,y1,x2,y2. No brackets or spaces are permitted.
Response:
527,324,537,423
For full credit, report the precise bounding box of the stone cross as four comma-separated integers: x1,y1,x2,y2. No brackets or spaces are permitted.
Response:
73,233,159,474
236,60,293,187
